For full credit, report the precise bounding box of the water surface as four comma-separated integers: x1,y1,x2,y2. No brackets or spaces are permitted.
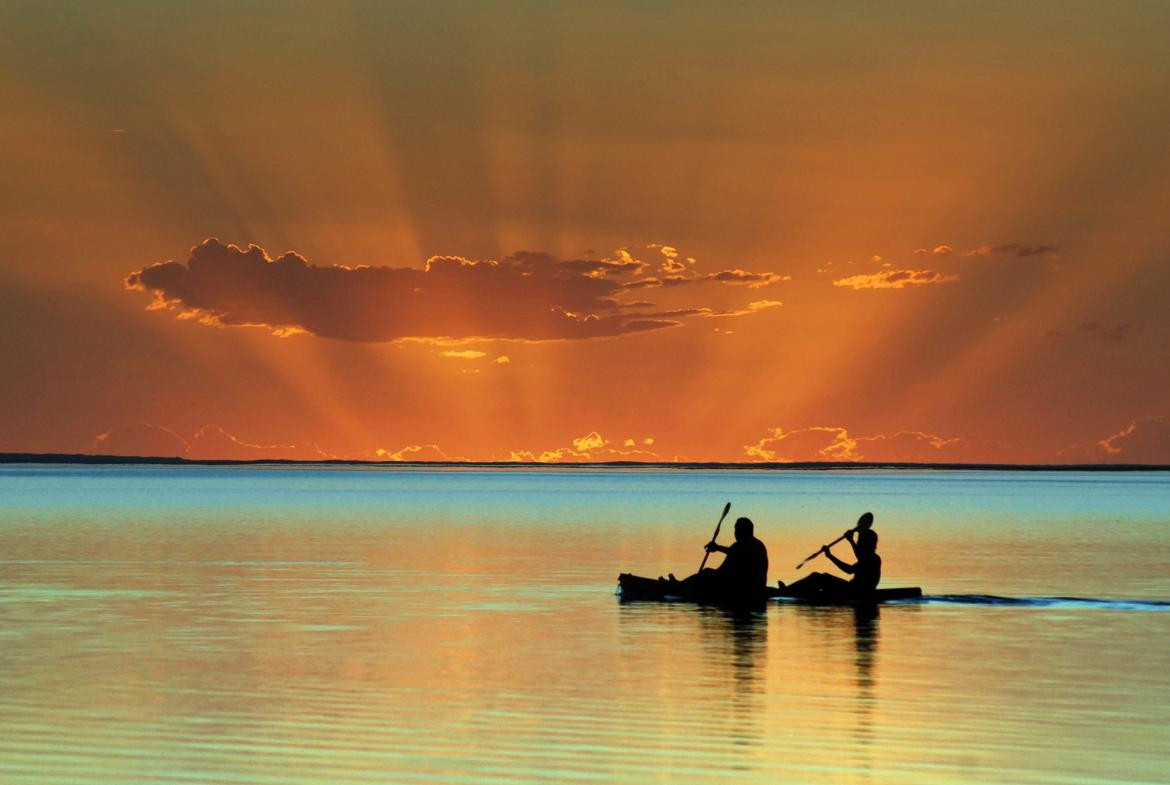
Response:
2,465,1168,783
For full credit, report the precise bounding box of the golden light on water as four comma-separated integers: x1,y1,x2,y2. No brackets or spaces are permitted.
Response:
3,466,1169,783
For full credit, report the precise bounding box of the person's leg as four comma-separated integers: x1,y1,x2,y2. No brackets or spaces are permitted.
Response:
676,568,721,591
784,572,818,592
785,572,850,594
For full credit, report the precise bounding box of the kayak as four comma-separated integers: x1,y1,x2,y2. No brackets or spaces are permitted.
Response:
616,573,771,606
773,585,923,605
616,573,922,605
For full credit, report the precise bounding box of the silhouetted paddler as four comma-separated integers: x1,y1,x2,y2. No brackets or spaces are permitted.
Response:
666,517,768,595
786,526,881,595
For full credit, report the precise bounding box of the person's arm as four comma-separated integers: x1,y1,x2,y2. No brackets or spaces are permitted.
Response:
705,541,729,554
845,529,861,558
822,544,855,574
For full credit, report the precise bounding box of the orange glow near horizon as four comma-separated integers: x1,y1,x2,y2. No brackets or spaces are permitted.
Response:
2,4,1169,463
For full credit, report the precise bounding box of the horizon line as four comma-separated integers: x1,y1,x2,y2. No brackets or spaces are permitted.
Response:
1,452,1167,472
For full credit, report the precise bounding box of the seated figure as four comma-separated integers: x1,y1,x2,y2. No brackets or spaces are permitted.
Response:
667,516,768,596
786,526,881,596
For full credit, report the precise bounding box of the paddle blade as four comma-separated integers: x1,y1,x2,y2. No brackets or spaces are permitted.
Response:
719,501,731,523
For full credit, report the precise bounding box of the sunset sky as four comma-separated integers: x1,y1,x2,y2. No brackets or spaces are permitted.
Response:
2,2,1168,463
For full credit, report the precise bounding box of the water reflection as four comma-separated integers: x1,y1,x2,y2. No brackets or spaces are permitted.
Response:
616,602,771,776
851,605,879,694
697,606,769,744
782,603,886,780
850,605,879,771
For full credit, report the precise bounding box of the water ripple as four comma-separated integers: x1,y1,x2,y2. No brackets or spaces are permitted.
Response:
919,594,1170,610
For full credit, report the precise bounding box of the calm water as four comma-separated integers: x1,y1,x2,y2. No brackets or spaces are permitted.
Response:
1,465,1169,784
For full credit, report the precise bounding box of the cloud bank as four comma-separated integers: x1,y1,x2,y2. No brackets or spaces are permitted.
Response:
1060,418,1170,464
963,243,1057,258
509,432,660,463
93,423,189,458
127,239,786,343
745,426,963,463
373,443,464,462
94,423,331,461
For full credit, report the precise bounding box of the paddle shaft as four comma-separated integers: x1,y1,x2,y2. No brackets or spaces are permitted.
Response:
795,532,850,570
698,502,732,572
795,513,874,570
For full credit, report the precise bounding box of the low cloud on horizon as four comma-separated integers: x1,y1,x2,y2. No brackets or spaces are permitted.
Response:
744,426,966,463
508,431,661,463
86,418,1170,465
93,423,332,462
1060,418,1170,464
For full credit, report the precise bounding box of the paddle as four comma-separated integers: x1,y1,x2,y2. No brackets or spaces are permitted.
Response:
698,502,732,571
794,511,874,570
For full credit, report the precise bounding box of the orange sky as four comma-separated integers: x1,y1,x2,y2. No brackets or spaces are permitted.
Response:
2,2,1169,463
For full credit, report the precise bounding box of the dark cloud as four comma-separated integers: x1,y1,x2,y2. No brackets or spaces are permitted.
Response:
620,278,664,290
832,269,959,290
1014,244,1057,257
127,239,781,342
913,245,954,256
1057,321,1142,341
1103,323,1139,341
704,269,789,287
619,269,784,290
964,243,1058,257
543,253,646,277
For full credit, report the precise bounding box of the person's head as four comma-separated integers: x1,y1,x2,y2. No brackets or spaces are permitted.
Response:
733,517,754,541
856,528,878,553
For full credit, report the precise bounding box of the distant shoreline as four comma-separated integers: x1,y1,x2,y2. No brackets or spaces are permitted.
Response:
2,452,1167,471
